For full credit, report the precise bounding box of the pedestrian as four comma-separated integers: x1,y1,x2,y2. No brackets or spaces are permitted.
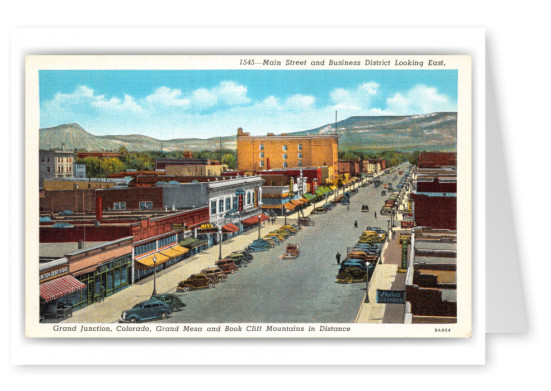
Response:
354,220,358,228
374,211,377,219
347,204,350,211
336,252,341,265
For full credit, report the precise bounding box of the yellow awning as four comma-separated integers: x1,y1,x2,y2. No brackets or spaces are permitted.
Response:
330,186,337,190
135,252,170,269
159,245,189,258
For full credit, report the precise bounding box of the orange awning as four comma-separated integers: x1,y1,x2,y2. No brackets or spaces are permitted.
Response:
222,223,239,233
242,214,270,226
283,202,297,210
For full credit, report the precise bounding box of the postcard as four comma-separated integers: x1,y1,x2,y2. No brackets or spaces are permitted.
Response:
25,54,472,338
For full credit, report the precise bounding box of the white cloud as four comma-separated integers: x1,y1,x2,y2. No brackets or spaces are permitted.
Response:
216,81,251,105
386,84,456,115
329,82,379,111
145,87,190,107
191,88,218,109
284,94,316,110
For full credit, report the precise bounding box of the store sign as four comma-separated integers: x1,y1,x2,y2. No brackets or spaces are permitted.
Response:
40,266,69,282
171,223,188,231
376,289,405,304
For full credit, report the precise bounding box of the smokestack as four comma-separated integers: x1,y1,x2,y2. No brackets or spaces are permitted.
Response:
95,195,102,223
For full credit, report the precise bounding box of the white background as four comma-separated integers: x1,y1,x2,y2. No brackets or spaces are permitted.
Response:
2,0,547,389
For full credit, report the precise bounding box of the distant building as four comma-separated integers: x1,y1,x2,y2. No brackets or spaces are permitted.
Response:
236,128,339,184
412,152,457,230
405,227,457,324
338,158,362,177
73,163,87,179
39,148,75,186
362,159,386,174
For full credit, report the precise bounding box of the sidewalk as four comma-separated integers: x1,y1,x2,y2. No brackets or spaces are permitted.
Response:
355,229,410,323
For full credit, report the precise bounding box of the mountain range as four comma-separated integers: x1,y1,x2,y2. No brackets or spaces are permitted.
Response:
39,112,457,153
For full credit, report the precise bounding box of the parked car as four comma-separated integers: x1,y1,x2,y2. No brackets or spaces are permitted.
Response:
322,203,334,211
200,267,229,283
339,259,368,270
177,274,216,292
248,239,272,252
263,236,280,246
150,294,186,312
215,259,239,274
230,250,254,261
312,206,328,214
226,253,250,267
298,216,315,226
361,204,369,212
119,299,173,323
336,264,375,284
381,191,387,196
283,244,300,259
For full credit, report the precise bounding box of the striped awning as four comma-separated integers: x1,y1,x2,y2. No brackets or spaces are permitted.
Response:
303,193,315,200
222,223,239,233
40,275,85,303
159,245,189,258
283,202,297,210
134,252,170,270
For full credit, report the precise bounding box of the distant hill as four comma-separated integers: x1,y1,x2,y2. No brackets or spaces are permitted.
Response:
292,112,457,151
39,112,456,153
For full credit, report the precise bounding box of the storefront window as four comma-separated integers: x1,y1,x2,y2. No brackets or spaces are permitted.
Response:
211,200,217,215
226,197,231,211
219,199,224,212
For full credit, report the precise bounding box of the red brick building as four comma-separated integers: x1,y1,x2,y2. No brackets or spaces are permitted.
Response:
338,158,362,177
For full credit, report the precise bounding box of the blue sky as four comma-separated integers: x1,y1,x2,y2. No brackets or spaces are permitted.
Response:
40,69,458,139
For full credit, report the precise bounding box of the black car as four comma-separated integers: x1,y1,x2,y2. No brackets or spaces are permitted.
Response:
361,205,369,212
151,294,186,312
381,191,386,196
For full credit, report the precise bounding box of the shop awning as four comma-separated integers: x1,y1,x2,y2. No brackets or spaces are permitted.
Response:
261,204,283,209
159,245,189,258
134,252,170,270
180,238,209,249
283,202,297,210
330,186,337,191
242,214,270,226
222,223,239,233
40,275,85,303
303,193,315,201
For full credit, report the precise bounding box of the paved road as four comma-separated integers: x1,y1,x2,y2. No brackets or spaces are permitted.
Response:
158,163,411,324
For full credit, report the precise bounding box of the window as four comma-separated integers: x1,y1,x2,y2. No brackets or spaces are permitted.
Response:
259,160,264,167
298,144,302,150
135,241,156,256
41,157,44,162
211,200,217,215
159,234,177,248
298,161,302,167
298,152,303,159
233,196,237,209
113,202,126,210
259,152,264,158
219,199,224,213
283,162,288,168
283,154,288,160
47,167,50,172
282,145,288,151
247,191,252,205
139,201,153,210
259,144,264,150
226,197,231,211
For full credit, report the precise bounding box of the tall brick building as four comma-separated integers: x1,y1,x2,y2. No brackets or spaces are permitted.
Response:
236,128,339,184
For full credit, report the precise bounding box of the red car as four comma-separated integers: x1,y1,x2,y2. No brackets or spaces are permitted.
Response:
177,274,216,292
215,259,239,274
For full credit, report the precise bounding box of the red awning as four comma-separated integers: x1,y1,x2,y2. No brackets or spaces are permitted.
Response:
242,214,270,226
40,275,86,303
222,223,239,233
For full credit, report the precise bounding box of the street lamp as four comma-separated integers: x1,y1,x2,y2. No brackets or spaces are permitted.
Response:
152,255,157,296
218,226,223,260
387,218,390,241
258,215,262,239
284,207,287,225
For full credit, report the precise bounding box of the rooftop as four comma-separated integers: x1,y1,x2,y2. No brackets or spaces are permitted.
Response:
39,241,110,259
418,152,457,168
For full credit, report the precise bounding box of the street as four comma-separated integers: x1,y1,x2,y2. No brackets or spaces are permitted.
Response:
157,163,410,324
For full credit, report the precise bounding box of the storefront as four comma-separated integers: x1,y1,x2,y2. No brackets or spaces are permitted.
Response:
179,237,208,255
133,233,189,282
39,261,85,320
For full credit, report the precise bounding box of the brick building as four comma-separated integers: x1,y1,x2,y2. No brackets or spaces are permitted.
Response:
338,158,362,177
236,128,339,184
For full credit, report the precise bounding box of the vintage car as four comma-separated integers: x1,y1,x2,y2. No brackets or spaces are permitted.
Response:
298,216,315,226
215,259,239,274
119,299,173,323
266,232,286,241
177,274,217,292
341,198,350,206
226,253,250,266
322,203,334,211
200,267,229,283
312,206,328,214
263,236,280,246
339,259,368,271
358,231,380,243
230,250,254,261
336,266,368,283
361,204,369,212
381,190,387,196
346,251,371,262
282,244,300,259
281,224,299,233
151,294,186,312
248,239,272,252
274,229,292,238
